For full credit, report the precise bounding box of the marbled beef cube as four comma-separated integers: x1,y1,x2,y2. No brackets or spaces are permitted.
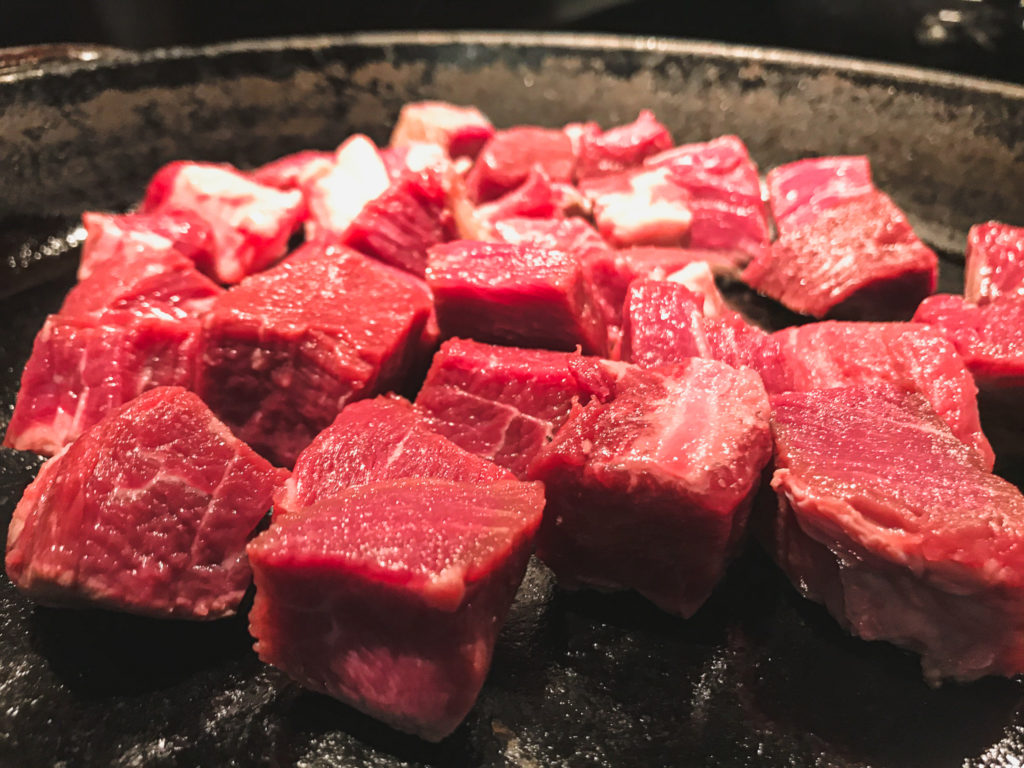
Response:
196,243,432,467
6,386,286,619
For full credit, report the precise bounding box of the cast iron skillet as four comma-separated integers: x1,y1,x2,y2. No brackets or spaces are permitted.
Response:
1,32,1023,768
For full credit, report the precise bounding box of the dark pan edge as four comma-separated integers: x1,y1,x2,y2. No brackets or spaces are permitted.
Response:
5,30,1024,102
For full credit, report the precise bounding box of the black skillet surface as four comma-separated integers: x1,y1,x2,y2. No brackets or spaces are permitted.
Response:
1,32,1024,768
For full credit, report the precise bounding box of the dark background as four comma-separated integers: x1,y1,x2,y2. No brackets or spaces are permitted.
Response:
4,0,1024,83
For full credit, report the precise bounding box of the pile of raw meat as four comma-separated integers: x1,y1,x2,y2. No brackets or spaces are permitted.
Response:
4,101,1024,741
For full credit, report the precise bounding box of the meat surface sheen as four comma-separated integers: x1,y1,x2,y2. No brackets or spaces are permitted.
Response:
6,386,286,619
4,313,200,456
767,321,993,468
768,383,1024,682
196,243,432,467
620,279,777,375
247,477,544,741
964,221,1024,305
531,358,773,616
415,338,627,478
913,294,1024,388
765,155,874,228
62,249,222,321
275,395,512,515
743,190,937,320
644,135,770,263
79,210,215,282
141,161,304,284
426,240,608,356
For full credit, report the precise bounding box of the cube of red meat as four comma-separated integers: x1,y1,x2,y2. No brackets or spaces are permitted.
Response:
389,101,495,159
913,294,1024,388
78,210,214,281
247,476,544,741
415,338,627,478
473,167,564,229
465,127,576,203
619,279,778,376
61,249,222,320
584,246,742,335
574,110,673,180
338,167,448,277
275,395,512,516
579,166,693,248
4,313,200,456
742,190,938,320
141,161,304,284
768,383,1024,682
303,134,392,240
426,240,608,356
250,149,334,192
196,243,432,467
531,358,772,616
644,136,770,262
964,221,1024,304
6,386,286,619
765,320,994,468
308,138,455,276
766,155,874,228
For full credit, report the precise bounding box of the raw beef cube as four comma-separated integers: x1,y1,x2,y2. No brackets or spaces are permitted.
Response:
141,161,304,284
78,210,214,281
473,167,563,229
767,383,1024,682
620,279,778,376
304,134,392,242
531,358,772,616
415,338,626,477
247,477,544,741
465,127,576,203
575,110,673,180
579,167,693,248
389,101,494,159
275,396,512,516
492,216,608,254
563,121,600,157
6,386,286,619
644,135,770,262
4,313,200,456
338,166,448,277
196,243,432,467
250,149,334,191
913,294,1024,388
766,155,874,229
61,249,222,320
426,240,608,356
964,221,1024,304
584,246,741,334
766,320,994,468
742,191,938,320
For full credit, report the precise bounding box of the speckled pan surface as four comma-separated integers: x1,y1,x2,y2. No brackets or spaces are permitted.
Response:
1,32,1023,768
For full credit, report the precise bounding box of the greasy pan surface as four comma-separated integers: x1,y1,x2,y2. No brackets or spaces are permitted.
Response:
1,32,1023,768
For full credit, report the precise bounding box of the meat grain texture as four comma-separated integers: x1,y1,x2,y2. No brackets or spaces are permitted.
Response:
6,387,286,619
768,383,1024,683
